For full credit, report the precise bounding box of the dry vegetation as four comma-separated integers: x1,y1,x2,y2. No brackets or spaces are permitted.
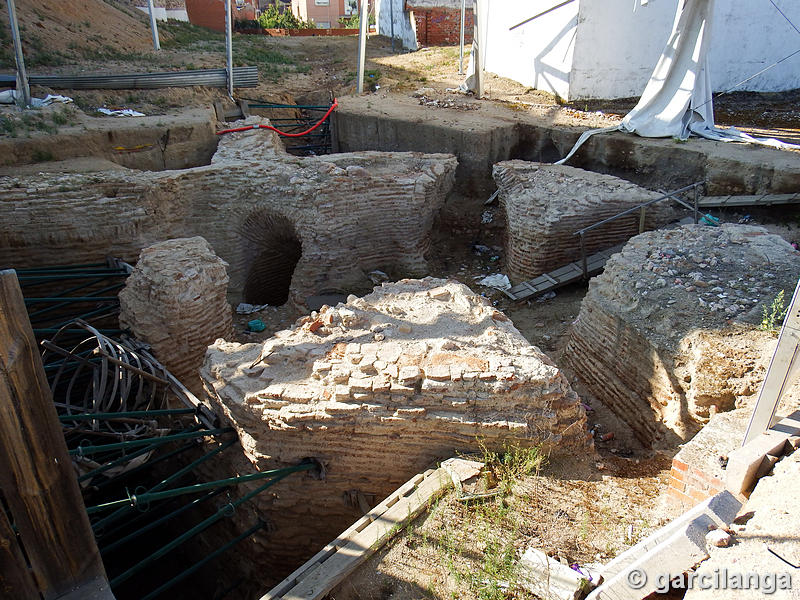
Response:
335,446,672,600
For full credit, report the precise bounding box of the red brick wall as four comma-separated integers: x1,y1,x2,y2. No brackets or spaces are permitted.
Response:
186,0,258,32
667,457,725,511
409,7,473,47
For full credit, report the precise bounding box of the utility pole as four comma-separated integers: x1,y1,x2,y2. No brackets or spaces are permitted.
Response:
224,0,234,98
472,0,484,98
147,0,161,51
356,0,368,93
5,0,30,108
458,0,465,74
390,0,395,53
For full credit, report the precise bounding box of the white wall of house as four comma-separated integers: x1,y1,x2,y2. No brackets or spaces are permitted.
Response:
375,0,419,50
570,0,800,99
481,0,578,100
136,6,190,21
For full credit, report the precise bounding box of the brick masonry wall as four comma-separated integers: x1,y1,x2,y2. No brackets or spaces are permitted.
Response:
409,6,473,46
667,458,725,510
201,278,591,577
666,409,749,511
0,121,457,308
565,225,798,448
119,237,233,393
493,161,672,282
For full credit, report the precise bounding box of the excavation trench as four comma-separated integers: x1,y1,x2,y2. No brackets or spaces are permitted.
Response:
3,94,800,599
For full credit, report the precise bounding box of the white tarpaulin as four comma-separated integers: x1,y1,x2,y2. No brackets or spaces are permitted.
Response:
556,0,799,164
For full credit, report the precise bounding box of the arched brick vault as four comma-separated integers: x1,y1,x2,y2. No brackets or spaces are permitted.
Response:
0,126,457,307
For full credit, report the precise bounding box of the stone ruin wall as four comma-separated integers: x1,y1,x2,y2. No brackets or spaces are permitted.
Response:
118,237,233,392
201,278,591,574
0,120,457,307
493,161,675,281
565,224,800,447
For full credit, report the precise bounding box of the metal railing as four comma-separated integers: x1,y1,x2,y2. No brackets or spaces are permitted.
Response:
573,181,705,279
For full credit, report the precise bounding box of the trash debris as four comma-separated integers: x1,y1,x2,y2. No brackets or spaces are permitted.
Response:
700,213,720,226
368,270,389,285
247,319,266,332
476,274,511,291
97,107,146,117
536,291,557,302
599,432,615,442
706,529,732,547
481,210,493,224
0,90,73,106
737,214,752,224
485,189,500,205
518,547,594,599
472,243,491,254
236,302,269,314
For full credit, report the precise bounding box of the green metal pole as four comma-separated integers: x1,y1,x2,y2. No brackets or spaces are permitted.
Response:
140,520,266,600
61,408,197,422
101,487,228,555
87,463,314,514
91,436,238,534
110,471,298,587
70,427,234,456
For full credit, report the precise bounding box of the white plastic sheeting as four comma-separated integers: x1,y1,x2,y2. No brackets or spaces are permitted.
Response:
557,0,799,164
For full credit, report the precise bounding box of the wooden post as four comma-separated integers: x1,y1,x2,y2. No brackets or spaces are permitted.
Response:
0,504,39,600
356,0,368,94
5,0,31,108
0,270,112,599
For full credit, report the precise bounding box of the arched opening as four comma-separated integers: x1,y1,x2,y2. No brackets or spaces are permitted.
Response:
240,210,302,306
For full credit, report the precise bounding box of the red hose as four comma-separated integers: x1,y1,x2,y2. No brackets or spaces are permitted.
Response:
216,98,339,137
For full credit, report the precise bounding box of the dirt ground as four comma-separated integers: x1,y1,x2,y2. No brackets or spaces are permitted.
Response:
3,10,800,599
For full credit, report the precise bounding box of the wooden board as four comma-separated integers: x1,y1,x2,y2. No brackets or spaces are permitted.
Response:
698,193,800,208
0,504,39,600
505,245,624,301
262,465,457,600
0,270,110,599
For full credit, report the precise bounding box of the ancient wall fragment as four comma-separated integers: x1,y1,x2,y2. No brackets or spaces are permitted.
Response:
0,143,456,306
493,161,674,281
119,236,233,390
564,224,799,447
201,277,590,572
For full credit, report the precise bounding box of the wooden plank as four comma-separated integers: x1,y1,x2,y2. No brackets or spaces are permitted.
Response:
283,469,451,600
261,470,432,600
264,467,453,600
0,504,39,600
0,270,110,600
698,193,800,208
541,272,559,285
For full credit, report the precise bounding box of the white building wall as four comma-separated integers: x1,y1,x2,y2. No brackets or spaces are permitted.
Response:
709,0,800,93
136,6,190,21
480,0,578,100
375,0,419,50
570,0,800,100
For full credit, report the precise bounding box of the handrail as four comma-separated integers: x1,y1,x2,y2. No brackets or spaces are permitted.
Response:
573,181,704,237
572,181,705,279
